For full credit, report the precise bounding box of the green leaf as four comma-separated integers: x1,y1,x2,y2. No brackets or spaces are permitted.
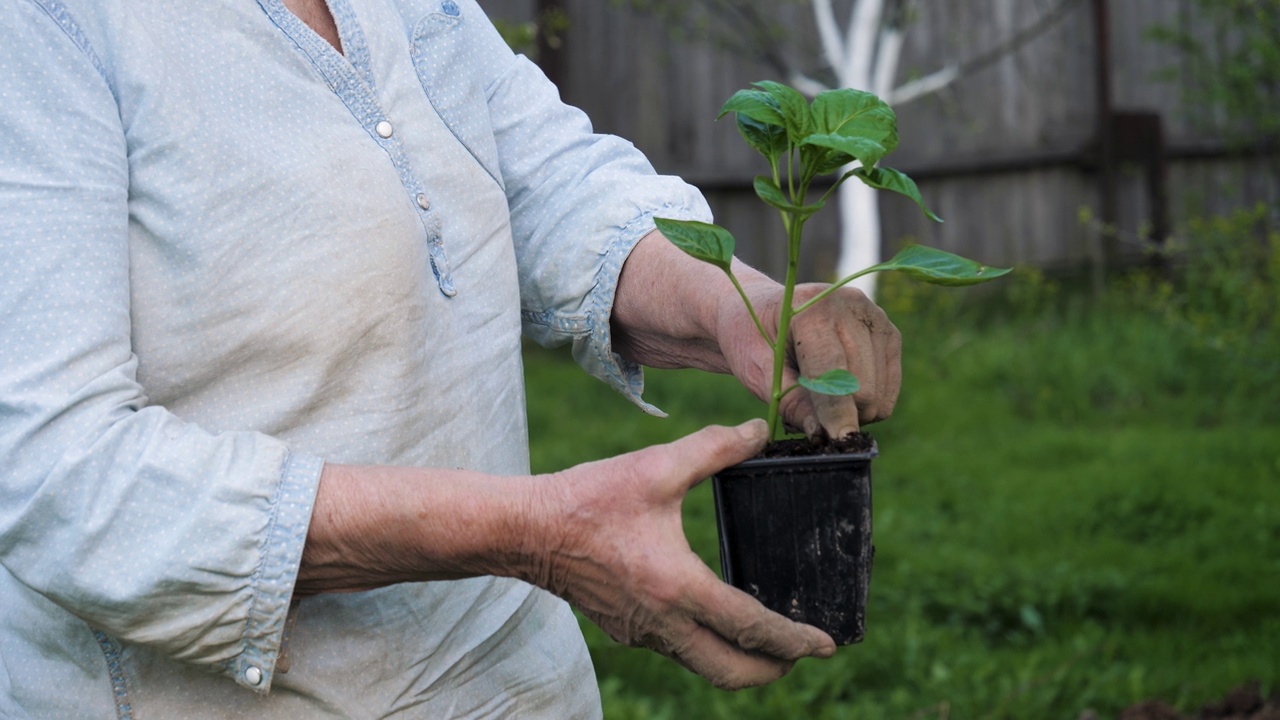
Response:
753,176,824,217
802,134,888,170
852,166,942,222
653,217,735,271
718,89,785,128
805,146,856,177
737,115,789,164
810,88,899,154
719,86,801,162
797,369,861,397
752,80,813,142
869,245,1012,286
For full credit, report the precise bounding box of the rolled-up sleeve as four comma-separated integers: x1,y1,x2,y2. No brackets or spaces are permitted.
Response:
458,2,713,412
0,0,321,693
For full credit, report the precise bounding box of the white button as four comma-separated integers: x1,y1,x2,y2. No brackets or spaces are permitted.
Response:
244,666,264,686
416,194,431,210
375,121,394,138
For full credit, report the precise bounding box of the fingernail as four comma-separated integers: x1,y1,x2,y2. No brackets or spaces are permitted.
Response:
835,425,858,440
814,641,837,659
802,416,819,438
737,418,768,441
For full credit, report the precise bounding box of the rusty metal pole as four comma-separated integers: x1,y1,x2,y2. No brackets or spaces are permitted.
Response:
1092,0,1117,291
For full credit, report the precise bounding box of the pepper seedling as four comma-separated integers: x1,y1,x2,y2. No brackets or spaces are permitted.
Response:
656,81,1010,440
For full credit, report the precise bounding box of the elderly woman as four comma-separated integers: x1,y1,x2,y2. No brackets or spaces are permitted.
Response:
0,0,899,716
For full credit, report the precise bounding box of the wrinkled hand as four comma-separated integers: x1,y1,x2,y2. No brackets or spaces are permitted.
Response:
717,277,902,438
527,420,836,690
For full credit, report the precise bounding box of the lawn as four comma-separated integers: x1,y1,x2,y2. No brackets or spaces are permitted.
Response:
523,246,1280,718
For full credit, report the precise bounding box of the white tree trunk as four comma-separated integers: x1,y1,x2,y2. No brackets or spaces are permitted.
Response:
844,0,884,87
835,175,882,297
812,0,890,300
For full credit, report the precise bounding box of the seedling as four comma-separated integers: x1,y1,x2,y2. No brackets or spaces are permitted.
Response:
657,81,1010,440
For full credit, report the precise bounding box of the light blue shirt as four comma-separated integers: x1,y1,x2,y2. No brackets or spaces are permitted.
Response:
0,0,711,716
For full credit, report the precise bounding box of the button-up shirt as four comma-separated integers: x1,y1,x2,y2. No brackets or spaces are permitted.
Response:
0,0,711,716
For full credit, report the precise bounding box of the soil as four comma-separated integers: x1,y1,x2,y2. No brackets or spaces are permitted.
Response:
757,431,875,459
1110,683,1280,720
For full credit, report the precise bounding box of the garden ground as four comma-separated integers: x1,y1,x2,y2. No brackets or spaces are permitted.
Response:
523,212,1279,719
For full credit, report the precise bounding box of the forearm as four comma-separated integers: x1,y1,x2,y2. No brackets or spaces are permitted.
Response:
298,464,545,595
611,229,778,373
300,423,833,690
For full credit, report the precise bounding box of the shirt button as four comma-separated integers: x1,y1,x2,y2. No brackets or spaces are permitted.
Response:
375,120,394,138
416,194,431,210
244,666,264,686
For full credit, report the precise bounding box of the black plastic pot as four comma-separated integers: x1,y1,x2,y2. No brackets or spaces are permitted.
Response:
712,444,876,645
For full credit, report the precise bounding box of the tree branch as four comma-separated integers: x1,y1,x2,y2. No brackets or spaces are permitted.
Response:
888,64,959,104
619,0,1084,109
811,0,845,76
889,0,1084,106
728,0,797,79
789,71,832,96
872,26,904,96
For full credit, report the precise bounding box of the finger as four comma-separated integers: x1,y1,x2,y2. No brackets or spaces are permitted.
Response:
775,363,818,436
790,328,855,438
794,318,868,439
660,420,769,492
862,313,888,421
665,622,797,691
854,304,901,424
873,316,903,423
845,316,881,434
684,568,836,661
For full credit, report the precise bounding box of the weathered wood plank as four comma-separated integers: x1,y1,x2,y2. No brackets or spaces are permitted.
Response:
479,0,1276,277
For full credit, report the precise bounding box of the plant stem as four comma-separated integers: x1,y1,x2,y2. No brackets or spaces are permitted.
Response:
763,165,819,440
793,265,882,315
817,168,857,206
784,170,875,327
725,269,772,348
786,150,796,201
765,212,804,440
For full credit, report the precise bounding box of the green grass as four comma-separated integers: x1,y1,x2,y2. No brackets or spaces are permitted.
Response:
523,265,1280,719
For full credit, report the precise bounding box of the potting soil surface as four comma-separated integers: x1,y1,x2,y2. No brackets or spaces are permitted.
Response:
758,431,875,459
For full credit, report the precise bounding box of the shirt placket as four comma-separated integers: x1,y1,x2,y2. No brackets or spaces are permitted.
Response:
258,0,458,298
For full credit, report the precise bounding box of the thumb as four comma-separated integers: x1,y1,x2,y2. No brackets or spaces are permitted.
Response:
667,420,769,492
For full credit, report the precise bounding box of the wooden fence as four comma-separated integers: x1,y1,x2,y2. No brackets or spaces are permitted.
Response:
479,0,1278,280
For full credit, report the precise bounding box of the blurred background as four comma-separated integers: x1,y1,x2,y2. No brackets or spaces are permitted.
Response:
485,1,1279,717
